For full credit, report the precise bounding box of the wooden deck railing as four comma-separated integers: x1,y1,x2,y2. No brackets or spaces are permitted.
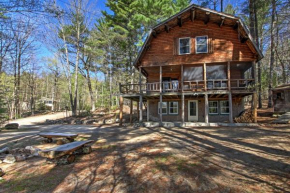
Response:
230,79,255,89
120,79,255,94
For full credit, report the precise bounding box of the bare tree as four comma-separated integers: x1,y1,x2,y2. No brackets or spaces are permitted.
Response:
268,0,276,108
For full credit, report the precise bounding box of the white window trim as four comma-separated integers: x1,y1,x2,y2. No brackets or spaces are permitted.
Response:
179,37,191,55
195,35,208,54
169,101,178,115
158,102,167,115
209,101,218,115
220,101,230,115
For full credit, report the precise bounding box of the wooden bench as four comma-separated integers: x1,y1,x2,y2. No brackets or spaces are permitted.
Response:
38,132,78,143
39,140,93,164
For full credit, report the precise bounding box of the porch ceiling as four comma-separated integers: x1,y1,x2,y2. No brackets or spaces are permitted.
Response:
122,92,253,101
143,65,181,76
142,61,253,77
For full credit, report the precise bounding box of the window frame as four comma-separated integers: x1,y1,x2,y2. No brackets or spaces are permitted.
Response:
169,101,179,115
209,101,218,115
179,37,191,55
195,35,208,54
220,100,229,115
158,102,167,115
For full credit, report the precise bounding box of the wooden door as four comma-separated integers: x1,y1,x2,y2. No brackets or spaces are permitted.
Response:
188,100,198,121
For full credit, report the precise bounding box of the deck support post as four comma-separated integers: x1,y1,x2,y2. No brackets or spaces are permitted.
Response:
147,100,150,122
228,61,233,123
139,96,143,123
253,93,257,123
227,61,231,90
159,66,162,124
181,65,184,124
229,92,233,123
252,61,257,123
130,99,133,123
119,95,123,126
203,63,207,91
139,67,143,123
181,93,185,124
205,93,209,123
137,100,139,120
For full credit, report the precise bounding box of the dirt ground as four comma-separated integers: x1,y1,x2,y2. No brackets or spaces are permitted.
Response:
0,123,289,193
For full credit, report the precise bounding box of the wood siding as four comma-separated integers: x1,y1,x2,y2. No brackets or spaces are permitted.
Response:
140,20,256,67
148,97,244,122
273,90,290,113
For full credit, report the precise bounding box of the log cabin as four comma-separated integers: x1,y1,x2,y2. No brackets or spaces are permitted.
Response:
272,84,290,113
119,4,263,126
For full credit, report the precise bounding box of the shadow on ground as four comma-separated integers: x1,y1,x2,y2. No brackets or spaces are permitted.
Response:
0,124,289,193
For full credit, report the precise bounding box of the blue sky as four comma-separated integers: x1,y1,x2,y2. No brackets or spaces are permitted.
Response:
38,0,247,64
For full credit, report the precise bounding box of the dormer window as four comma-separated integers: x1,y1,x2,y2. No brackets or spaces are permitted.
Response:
179,38,190,55
196,36,208,53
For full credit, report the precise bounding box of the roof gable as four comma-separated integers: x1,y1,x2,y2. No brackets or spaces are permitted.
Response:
134,4,263,68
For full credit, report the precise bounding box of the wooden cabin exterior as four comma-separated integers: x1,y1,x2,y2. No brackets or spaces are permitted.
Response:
273,84,290,113
119,4,263,125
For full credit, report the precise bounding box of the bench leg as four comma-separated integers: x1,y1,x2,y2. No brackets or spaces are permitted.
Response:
82,146,92,154
67,155,75,164
47,154,76,165
67,138,74,142
43,138,53,143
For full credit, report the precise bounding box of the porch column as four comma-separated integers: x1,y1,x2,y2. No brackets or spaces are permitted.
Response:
147,100,150,122
227,61,231,91
229,92,233,123
139,96,143,122
205,94,209,123
129,99,133,123
137,100,139,120
252,61,257,123
181,65,185,123
139,67,143,122
159,66,162,124
119,95,123,126
203,63,207,91
228,61,233,123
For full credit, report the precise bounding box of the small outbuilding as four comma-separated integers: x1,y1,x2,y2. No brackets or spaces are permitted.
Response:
272,84,290,113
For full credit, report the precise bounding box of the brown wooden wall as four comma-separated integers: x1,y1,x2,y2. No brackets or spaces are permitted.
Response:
140,19,256,67
273,90,290,112
148,97,244,122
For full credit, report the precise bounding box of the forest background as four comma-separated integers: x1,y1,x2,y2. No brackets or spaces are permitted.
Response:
0,0,289,122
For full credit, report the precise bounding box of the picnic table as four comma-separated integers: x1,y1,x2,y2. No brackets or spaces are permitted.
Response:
39,140,93,164
38,132,78,143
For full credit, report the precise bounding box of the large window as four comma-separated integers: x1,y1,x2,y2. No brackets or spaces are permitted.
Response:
209,101,218,114
220,101,229,114
158,102,167,114
179,38,190,55
169,102,178,114
196,36,208,53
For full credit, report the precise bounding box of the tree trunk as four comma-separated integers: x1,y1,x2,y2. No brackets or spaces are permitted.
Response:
253,0,263,109
268,0,276,108
249,0,256,109
85,67,95,111
109,68,112,112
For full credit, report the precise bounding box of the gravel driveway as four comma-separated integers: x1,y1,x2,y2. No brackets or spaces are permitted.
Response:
8,111,72,126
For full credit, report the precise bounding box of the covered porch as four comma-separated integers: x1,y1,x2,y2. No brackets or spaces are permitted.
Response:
119,90,256,125
120,61,255,94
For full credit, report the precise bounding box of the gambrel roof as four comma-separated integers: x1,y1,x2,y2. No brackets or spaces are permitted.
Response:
134,3,264,68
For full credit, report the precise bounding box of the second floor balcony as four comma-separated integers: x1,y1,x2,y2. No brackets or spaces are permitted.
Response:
120,78,255,94
120,62,256,95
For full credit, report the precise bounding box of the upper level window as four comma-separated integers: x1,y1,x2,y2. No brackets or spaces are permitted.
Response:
179,38,190,55
196,36,208,54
